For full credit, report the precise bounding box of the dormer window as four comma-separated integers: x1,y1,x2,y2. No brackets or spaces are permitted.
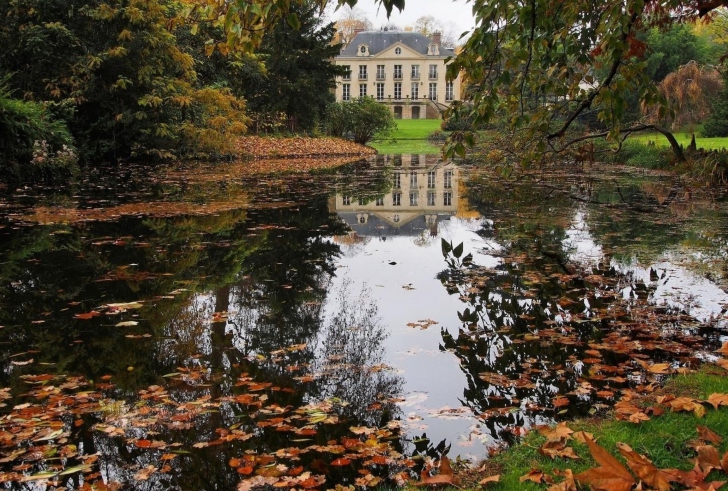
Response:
428,43,439,56
358,44,369,56
395,47,402,55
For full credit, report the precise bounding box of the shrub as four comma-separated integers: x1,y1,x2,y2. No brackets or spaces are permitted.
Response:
325,97,396,145
0,76,77,179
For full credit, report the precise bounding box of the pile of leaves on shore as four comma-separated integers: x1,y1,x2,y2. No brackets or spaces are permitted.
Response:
235,137,376,160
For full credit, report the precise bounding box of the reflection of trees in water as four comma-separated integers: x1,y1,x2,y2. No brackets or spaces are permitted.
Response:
440,170,727,445
312,281,404,427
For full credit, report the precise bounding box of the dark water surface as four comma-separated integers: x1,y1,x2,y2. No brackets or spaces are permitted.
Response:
0,156,727,489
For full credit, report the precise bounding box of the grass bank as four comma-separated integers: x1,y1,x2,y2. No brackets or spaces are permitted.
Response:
432,365,728,490
370,119,444,155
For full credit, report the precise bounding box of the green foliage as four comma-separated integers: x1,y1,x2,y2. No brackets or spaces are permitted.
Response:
600,140,672,169
0,75,77,177
644,24,712,83
703,69,728,138
440,0,721,161
0,0,249,164
325,97,397,145
239,2,345,134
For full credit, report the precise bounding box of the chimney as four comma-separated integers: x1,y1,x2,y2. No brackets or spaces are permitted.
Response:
354,27,366,36
432,32,441,46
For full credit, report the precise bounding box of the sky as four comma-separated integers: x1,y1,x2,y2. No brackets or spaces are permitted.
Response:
328,0,476,40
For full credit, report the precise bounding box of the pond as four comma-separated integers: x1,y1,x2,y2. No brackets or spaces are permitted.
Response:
0,155,727,489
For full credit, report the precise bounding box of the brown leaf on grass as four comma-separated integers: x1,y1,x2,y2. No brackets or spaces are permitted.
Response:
696,445,722,474
537,422,574,442
707,393,728,410
615,399,650,424
548,469,578,491
574,435,635,491
538,439,580,460
616,442,680,491
668,397,706,418
573,430,595,444
697,426,723,445
721,451,728,473
520,469,551,484
716,342,728,356
673,462,727,490
478,475,500,486
716,358,728,370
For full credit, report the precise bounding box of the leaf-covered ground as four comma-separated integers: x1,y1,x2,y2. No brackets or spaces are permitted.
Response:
417,360,728,491
235,136,376,160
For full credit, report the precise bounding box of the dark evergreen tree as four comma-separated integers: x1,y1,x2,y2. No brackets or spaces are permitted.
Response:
240,2,346,133
703,69,728,137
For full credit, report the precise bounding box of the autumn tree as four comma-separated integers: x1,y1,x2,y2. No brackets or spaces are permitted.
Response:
441,0,728,162
333,6,372,46
647,61,722,131
412,16,458,47
0,0,249,163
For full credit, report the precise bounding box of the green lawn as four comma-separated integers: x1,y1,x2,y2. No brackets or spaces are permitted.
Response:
370,118,444,155
632,131,728,151
423,366,728,491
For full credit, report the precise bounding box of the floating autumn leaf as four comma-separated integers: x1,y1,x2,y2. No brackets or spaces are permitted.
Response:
134,465,157,481
717,342,728,356
115,321,138,327
74,311,100,320
616,442,680,491
574,435,635,491
635,359,672,374
697,425,723,445
330,458,351,466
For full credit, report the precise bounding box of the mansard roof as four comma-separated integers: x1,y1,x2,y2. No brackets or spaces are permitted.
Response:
338,31,454,57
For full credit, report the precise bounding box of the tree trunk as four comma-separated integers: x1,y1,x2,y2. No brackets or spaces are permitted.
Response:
652,124,685,162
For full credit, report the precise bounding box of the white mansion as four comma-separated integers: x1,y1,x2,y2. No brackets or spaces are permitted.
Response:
333,30,462,119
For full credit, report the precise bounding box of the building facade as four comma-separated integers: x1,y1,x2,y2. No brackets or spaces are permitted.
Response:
332,155,459,239
333,31,461,119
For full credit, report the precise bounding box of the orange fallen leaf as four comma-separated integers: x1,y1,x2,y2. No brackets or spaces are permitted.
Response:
478,475,500,486
617,442,679,491
537,422,574,442
707,393,728,410
548,469,577,491
520,469,547,484
697,425,723,445
696,445,722,474
574,435,635,491
330,458,351,466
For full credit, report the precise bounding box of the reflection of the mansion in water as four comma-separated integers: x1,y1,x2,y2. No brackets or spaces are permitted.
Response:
332,154,459,237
